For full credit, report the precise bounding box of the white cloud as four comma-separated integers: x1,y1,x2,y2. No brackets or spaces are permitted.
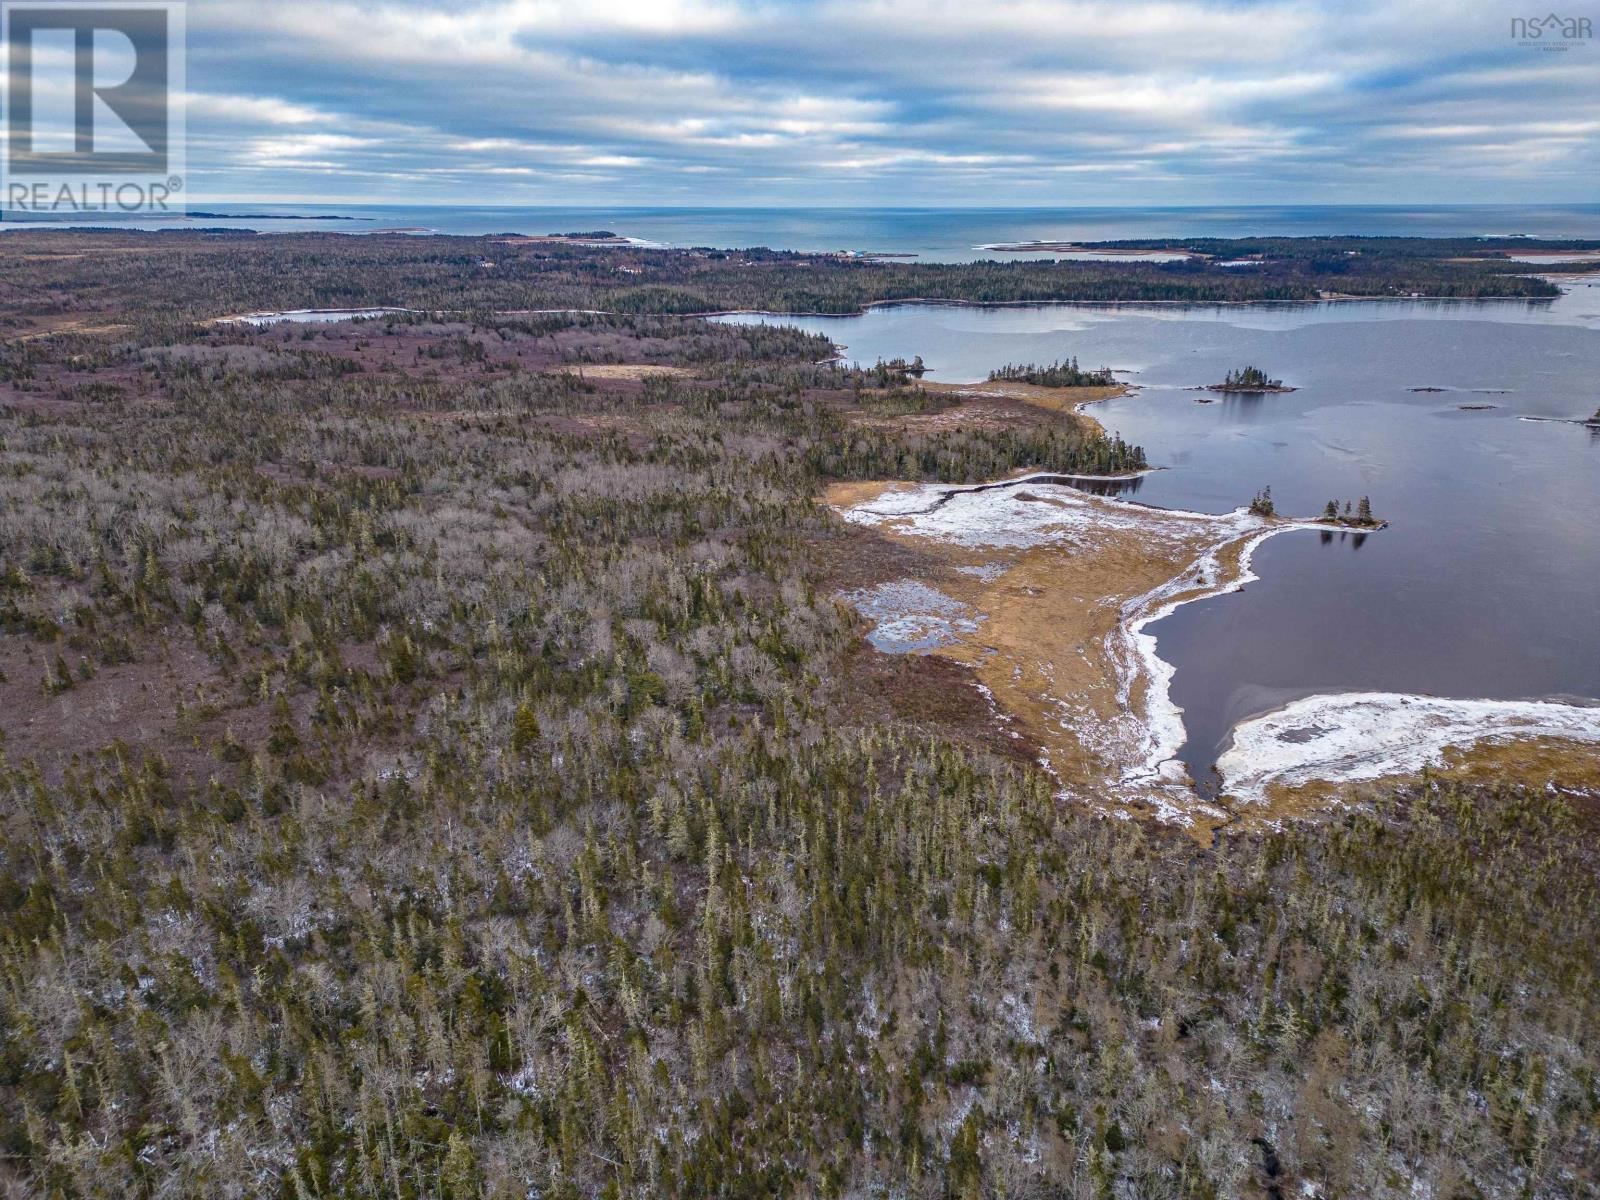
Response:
178,0,1600,203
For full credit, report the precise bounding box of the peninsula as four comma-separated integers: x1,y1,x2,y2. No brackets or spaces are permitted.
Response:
988,358,1117,387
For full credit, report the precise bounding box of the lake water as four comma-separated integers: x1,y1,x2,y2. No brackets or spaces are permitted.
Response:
232,307,409,325
9,203,1600,263
716,280,1600,787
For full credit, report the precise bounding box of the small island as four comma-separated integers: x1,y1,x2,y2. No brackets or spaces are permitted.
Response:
1588,406,1600,427
989,358,1117,387
1319,496,1384,528
1208,365,1295,393
1249,487,1385,528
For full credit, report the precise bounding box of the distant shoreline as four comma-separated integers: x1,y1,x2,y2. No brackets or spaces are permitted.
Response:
701,289,1559,320
978,241,1199,258
215,287,1569,329
184,211,375,221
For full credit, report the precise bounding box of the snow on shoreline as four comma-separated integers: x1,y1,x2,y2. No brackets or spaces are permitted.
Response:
837,476,1600,813
837,477,1313,793
1217,692,1600,804
1112,524,1286,788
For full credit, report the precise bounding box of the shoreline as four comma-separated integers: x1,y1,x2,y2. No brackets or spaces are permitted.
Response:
831,475,1597,832
1216,692,1600,806
1114,520,1300,792
975,242,1200,258
701,290,1558,320
915,377,1132,436
216,286,1570,328
827,474,1359,833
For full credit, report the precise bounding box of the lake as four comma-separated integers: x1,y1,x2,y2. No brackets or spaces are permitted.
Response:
716,280,1600,788
231,307,410,326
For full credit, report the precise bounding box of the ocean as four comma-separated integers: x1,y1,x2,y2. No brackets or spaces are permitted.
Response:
6,204,1600,261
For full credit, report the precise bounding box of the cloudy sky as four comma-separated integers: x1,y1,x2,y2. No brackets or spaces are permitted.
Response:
177,0,1600,205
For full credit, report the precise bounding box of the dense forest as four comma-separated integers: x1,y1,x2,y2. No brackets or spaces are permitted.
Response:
0,234,1596,1199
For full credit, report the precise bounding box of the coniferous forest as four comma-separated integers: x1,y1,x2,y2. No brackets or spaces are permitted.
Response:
1214,367,1286,392
988,360,1118,388
0,234,1596,1199
0,229,1571,329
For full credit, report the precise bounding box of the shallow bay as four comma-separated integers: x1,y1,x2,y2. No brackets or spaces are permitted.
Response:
719,280,1600,788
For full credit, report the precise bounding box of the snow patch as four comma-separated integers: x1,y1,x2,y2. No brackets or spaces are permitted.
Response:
843,476,1207,550
956,562,1007,581
1218,692,1600,803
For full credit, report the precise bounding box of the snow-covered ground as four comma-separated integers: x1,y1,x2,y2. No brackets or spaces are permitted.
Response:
838,477,1598,820
837,478,1291,821
1217,692,1600,804
840,473,1239,550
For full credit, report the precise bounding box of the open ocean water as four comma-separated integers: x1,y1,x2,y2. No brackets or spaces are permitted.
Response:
5,204,1600,261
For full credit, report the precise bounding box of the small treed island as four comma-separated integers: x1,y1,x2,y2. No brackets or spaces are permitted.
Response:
1209,365,1293,393
0,231,1596,1200
1322,496,1381,527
